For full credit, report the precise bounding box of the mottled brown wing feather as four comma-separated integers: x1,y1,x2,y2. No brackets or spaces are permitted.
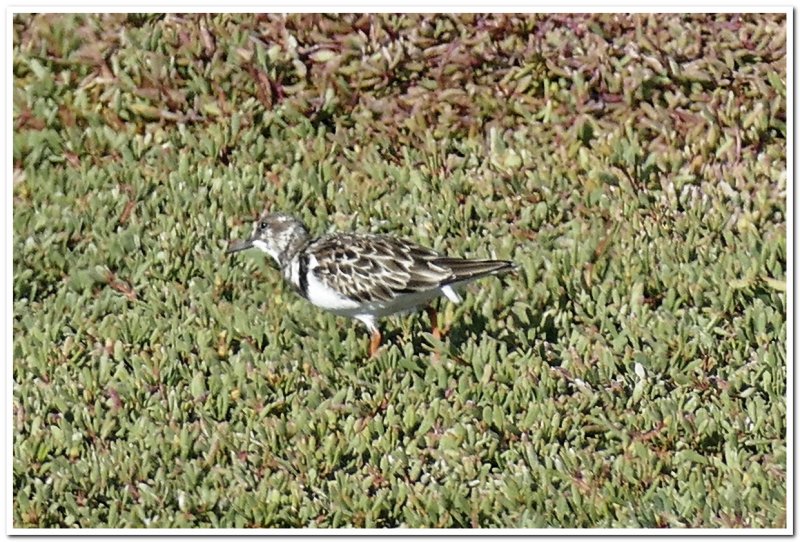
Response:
309,234,453,303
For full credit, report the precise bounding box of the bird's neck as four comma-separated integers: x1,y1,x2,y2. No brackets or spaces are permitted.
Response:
279,235,313,298
277,230,311,270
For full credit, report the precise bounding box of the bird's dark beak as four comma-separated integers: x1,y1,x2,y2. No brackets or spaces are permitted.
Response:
225,238,253,255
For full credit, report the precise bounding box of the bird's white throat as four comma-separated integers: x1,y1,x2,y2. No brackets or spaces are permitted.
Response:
252,239,281,264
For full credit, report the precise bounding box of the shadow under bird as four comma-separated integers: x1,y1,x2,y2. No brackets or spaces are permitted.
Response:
226,211,517,356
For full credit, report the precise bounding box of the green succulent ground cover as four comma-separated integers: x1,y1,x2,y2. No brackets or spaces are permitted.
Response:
12,13,787,528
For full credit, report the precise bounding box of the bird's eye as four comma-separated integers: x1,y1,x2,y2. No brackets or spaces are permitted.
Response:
259,221,268,230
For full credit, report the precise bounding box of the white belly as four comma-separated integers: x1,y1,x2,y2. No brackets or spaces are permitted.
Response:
306,272,449,318
305,271,361,312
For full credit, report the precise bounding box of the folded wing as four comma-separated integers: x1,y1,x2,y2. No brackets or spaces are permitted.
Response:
310,234,515,304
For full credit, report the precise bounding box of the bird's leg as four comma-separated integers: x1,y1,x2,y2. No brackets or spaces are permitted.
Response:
369,328,382,357
426,306,441,341
424,306,444,363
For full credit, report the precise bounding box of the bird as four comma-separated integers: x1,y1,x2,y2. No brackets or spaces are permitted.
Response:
225,211,517,356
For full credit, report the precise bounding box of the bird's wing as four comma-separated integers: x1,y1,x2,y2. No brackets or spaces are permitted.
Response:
431,257,517,286
308,234,453,303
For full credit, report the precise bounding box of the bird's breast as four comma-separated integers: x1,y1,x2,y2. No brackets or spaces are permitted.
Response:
304,272,361,312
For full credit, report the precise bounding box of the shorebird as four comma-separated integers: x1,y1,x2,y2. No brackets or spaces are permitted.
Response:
226,211,516,356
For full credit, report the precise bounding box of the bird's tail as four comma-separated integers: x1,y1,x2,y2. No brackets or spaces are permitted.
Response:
435,258,518,285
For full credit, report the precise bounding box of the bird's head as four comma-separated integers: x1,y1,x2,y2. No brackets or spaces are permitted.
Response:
226,211,310,267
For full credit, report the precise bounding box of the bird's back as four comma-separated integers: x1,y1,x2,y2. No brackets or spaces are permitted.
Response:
305,232,515,307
